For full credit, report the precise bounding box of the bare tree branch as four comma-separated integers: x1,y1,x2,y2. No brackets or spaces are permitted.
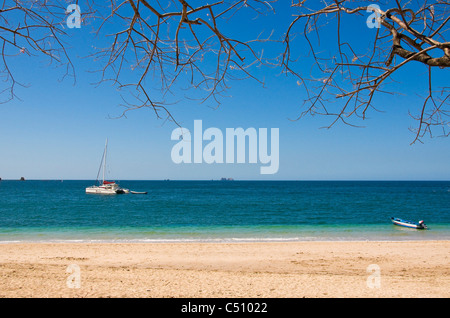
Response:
0,1,448,143
0,0,81,103
283,0,449,143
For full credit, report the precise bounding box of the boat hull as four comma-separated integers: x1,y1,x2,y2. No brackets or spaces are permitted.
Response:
86,186,118,194
86,184,128,195
390,217,427,230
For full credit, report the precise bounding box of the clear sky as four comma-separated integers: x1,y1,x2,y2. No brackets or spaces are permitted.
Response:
1,1,449,181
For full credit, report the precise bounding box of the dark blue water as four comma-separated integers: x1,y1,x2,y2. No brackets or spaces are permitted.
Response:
0,180,449,242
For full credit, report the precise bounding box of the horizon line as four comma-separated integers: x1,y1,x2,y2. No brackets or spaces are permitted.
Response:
1,179,449,182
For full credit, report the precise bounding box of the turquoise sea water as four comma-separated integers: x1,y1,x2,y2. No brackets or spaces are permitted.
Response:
0,180,449,242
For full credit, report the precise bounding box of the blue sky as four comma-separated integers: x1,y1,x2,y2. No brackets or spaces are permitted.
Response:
0,1,449,180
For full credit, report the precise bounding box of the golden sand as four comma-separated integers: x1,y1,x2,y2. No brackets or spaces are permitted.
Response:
0,241,448,298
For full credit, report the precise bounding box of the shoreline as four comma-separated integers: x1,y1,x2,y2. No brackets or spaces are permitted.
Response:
0,238,449,244
0,241,448,298
1,223,448,244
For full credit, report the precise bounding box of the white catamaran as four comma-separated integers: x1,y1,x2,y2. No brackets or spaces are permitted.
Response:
86,139,129,195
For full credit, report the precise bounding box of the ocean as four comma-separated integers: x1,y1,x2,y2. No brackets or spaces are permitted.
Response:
0,180,449,243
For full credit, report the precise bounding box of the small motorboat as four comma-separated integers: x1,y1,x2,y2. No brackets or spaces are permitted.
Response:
390,217,428,230
130,191,148,194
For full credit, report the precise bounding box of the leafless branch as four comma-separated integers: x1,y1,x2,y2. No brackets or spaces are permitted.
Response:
284,0,449,143
0,1,448,143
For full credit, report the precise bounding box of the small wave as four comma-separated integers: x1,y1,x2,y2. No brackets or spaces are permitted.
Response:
2,235,443,244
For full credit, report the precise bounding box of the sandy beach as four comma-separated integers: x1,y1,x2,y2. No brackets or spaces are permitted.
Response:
0,241,448,298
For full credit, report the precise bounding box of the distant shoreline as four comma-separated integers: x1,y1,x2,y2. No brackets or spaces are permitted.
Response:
1,179,450,182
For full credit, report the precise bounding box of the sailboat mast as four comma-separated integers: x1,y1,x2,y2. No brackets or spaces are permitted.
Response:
103,138,108,183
